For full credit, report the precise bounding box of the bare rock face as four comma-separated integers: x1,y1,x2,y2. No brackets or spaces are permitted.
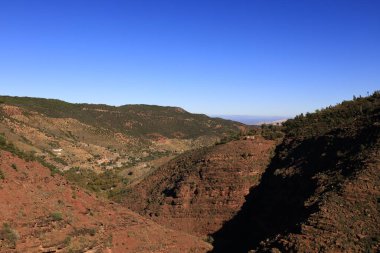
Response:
124,138,276,237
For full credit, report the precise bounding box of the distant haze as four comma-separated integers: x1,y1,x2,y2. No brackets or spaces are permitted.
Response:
212,115,289,125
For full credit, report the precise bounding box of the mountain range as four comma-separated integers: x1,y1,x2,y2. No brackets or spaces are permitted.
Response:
0,92,379,252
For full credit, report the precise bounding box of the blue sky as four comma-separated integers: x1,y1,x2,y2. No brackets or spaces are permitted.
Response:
0,0,379,117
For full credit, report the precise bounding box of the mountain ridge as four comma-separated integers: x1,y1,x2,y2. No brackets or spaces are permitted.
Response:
210,91,380,252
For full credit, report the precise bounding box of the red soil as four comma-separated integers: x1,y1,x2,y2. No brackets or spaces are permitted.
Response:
0,151,211,253
124,138,276,237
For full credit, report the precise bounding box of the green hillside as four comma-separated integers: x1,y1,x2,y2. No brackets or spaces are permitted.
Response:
283,92,380,138
0,96,242,139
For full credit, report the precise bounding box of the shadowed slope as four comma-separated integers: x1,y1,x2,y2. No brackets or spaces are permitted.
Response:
211,92,380,252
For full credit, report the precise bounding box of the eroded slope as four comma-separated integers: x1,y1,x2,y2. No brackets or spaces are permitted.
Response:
124,138,276,237
0,150,211,253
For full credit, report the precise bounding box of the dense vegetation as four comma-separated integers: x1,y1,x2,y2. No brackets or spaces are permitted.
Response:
216,124,284,145
63,167,128,201
259,124,284,140
283,91,380,138
0,96,242,138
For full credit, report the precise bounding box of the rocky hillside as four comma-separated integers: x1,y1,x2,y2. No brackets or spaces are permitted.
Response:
124,137,276,237
2,92,378,252
0,150,211,253
211,92,380,252
0,95,243,175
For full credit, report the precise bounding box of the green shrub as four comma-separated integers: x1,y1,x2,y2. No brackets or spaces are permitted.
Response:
63,236,71,246
0,133,6,146
70,227,97,237
204,235,214,244
0,133,35,162
0,223,19,248
0,169,5,180
50,212,63,221
64,167,124,193
11,163,17,171
215,130,244,145
260,124,284,140
37,158,61,176
52,156,68,166
0,133,60,176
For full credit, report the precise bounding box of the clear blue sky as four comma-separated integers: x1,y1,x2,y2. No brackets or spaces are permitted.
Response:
0,0,379,117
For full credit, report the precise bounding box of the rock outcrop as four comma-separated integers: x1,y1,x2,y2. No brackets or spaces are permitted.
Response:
124,138,276,237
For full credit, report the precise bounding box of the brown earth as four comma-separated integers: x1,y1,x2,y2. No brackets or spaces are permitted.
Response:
3,94,378,253
123,138,276,237
0,150,212,253
0,101,241,175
